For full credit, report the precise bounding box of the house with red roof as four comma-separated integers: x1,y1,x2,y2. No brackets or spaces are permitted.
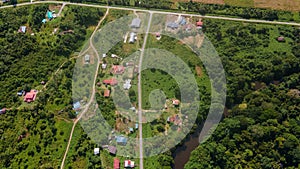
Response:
124,160,135,168
114,158,120,169
103,78,118,86
172,99,180,106
111,65,125,74
104,90,110,97
196,21,203,28
24,90,38,102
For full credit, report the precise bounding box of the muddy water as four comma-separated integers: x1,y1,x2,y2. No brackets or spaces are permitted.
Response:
172,132,200,169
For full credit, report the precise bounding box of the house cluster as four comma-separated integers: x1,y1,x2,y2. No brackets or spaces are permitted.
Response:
166,15,204,31
113,158,135,169
126,17,141,44
42,10,56,24
17,90,38,103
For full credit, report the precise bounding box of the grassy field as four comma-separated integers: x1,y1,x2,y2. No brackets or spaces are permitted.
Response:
174,0,300,11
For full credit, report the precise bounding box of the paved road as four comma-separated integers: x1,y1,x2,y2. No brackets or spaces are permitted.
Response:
1,1,300,26
137,11,153,169
60,8,109,169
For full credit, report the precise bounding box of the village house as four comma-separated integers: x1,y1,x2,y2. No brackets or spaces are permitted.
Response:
111,65,125,74
103,78,118,86
94,148,100,155
24,90,38,102
167,22,179,29
17,90,24,96
123,79,132,90
114,158,120,169
172,99,180,106
196,21,203,29
0,108,6,115
130,18,141,29
84,54,90,64
277,36,285,42
116,136,127,145
102,63,107,69
104,90,110,97
73,101,81,112
108,145,117,155
18,26,26,33
129,32,137,43
124,160,135,168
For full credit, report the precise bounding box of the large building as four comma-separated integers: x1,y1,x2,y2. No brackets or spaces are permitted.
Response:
130,18,141,28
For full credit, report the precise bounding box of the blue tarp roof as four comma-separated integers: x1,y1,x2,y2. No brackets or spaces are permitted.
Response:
42,19,46,23
73,101,81,110
47,11,53,19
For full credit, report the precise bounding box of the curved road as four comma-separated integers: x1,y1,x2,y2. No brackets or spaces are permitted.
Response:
1,1,300,26
60,8,109,169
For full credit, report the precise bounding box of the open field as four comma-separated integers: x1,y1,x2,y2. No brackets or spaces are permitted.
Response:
174,0,300,11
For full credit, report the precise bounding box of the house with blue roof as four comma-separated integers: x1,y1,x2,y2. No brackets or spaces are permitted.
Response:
116,136,127,145
47,11,53,20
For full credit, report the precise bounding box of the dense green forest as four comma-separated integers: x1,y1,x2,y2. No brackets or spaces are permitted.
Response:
185,19,300,169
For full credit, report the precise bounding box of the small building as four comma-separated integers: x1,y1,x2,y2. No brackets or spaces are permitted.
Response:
196,21,203,28
17,90,24,96
123,79,131,90
0,108,6,115
172,99,180,106
129,32,136,43
125,62,134,67
84,54,90,64
41,81,45,85
102,63,107,69
24,90,37,102
108,145,117,155
102,53,107,58
73,101,81,111
111,54,118,58
129,127,134,133
156,32,161,38
131,18,141,28
104,90,110,97
103,78,118,86
124,160,135,168
94,148,100,155
135,123,138,129
178,16,187,25
116,136,127,145
111,65,125,74
277,36,285,42
114,158,120,169
42,19,47,24
47,11,53,20
18,26,26,33
167,22,179,29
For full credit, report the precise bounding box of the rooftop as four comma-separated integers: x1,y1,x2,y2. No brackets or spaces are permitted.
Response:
131,18,141,28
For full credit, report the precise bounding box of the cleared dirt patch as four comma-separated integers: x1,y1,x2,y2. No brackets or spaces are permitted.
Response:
195,66,203,77
254,0,300,11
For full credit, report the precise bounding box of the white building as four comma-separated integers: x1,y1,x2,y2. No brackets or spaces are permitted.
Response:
94,148,100,155
123,79,132,90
